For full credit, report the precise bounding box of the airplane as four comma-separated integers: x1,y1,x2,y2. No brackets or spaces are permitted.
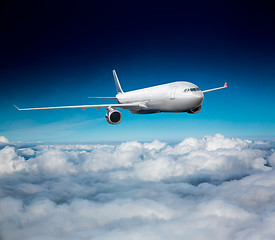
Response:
14,70,227,125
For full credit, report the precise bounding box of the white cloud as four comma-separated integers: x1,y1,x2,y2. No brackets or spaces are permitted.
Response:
0,136,9,143
268,150,275,167
0,134,275,239
18,148,35,156
0,146,26,175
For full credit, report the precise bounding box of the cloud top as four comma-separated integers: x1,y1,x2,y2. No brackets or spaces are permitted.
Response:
0,134,274,240
0,136,9,143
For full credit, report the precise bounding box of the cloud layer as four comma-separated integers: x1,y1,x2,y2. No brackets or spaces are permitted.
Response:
0,134,275,240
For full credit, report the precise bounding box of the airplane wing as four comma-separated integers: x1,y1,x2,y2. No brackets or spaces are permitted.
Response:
202,82,227,93
88,97,117,99
14,103,144,111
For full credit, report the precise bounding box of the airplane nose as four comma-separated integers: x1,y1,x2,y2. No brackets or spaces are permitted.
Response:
193,92,204,105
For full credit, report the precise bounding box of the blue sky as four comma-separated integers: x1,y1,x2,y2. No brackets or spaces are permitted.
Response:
0,0,274,142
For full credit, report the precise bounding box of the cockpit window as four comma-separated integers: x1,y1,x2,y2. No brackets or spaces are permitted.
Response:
184,87,200,92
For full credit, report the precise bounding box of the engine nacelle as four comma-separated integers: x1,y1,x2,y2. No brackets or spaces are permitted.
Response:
187,105,201,114
105,109,122,124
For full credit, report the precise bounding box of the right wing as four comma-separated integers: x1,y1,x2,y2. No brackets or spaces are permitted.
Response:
88,97,117,99
14,103,144,111
202,82,227,93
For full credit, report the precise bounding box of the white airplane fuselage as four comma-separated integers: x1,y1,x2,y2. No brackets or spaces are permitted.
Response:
116,81,204,114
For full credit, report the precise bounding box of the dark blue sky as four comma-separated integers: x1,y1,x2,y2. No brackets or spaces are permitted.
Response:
0,0,274,142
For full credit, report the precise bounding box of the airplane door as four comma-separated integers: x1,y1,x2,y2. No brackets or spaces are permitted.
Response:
170,86,177,100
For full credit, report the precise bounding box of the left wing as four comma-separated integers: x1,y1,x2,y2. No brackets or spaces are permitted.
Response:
14,103,143,111
202,82,227,93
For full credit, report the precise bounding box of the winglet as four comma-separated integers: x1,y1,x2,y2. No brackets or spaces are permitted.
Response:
224,82,227,87
14,105,20,110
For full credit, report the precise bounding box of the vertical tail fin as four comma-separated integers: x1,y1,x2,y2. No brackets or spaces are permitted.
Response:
112,70,124,93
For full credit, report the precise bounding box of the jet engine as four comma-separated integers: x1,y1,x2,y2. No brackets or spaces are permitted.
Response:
105,108,122,124
187,105,201,114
